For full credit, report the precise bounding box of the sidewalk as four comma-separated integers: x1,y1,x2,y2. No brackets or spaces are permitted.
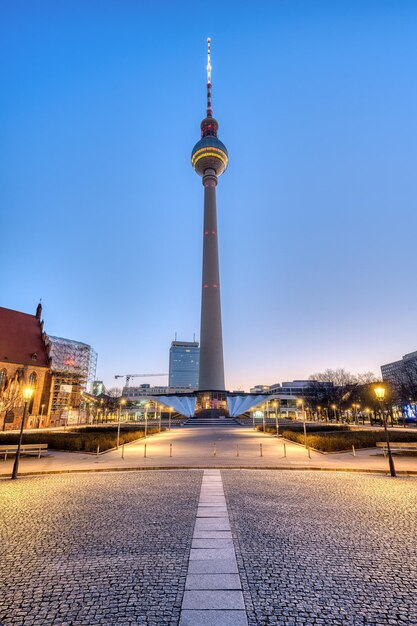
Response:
1,424,417,477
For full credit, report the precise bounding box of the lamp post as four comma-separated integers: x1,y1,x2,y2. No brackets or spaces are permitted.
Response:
11,387,34,480
252,408,256,430
117,399,126,449
273,400,279,437
262,404,266,433
297,399,307,448
144,403,149,438
374,385,396,477
317,406,321,422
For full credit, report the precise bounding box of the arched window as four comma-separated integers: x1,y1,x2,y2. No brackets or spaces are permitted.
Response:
0,369,7,391
28,372,37,388
28,372,37,415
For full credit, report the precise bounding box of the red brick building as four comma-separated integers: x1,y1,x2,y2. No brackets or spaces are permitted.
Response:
0,304,51,430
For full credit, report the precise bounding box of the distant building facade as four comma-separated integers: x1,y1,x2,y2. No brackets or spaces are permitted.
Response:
249,380,333,397
122,384,195,401
91,380,105,396
46,336,97,425
381,351,417,387
169,340,199,389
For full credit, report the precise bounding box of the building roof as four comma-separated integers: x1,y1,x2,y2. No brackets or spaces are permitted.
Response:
0,306,49,367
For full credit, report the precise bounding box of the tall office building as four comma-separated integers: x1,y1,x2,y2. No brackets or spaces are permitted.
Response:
169,341,199,389
191,38,228,415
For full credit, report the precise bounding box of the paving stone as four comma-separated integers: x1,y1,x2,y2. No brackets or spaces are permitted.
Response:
192,539,234,549
182,590,245,610
223,470,417,626
179,609,248,625
0,471,202,626
185,574,242,590
194,519,231,531
193,531,233,539
197,508,228,517
187,559,239,575
189,548,236,561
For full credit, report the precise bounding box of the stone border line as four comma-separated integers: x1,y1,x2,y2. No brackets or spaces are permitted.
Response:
3,466,416,478
179,469,248,626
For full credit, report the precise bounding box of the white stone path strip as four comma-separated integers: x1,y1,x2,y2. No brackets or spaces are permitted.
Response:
179,469,248,626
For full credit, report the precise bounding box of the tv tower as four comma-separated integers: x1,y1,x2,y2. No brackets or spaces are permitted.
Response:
191,38,228,399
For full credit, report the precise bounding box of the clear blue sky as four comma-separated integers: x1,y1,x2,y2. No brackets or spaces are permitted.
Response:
2,1,417,391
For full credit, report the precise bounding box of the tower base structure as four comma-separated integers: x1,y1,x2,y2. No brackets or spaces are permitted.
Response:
194,390,229,418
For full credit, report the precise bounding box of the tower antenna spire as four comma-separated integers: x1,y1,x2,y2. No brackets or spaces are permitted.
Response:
206,37,212,117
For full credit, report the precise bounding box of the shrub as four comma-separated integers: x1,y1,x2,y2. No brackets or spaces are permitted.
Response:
0,427,163,453
280,429,417,452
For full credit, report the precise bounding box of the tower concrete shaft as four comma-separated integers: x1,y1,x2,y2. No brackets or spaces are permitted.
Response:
198,170,225,391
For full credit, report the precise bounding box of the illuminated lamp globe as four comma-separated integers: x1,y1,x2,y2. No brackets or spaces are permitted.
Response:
191,135,228,177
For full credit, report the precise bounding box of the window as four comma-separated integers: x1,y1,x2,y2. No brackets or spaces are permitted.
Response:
28,372,37,388
0,369,6,390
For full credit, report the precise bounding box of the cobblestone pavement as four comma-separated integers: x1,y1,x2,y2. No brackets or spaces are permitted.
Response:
223,470,417,626
0,471,202,626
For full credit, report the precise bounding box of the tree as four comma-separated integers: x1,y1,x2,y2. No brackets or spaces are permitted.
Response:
0,368,25,430
306,369,378,421
106,387,122,398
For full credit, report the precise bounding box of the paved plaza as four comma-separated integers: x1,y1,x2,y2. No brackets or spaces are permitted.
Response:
1,423,417,476
1,469,416,625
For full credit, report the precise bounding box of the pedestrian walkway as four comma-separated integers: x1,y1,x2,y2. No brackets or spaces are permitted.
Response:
1,424,417,476
180,470,247,626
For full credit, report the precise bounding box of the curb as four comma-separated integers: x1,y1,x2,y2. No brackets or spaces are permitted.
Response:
1,465,416,478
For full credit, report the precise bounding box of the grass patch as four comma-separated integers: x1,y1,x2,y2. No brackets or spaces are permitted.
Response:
258,425,417,452
0,426,163,453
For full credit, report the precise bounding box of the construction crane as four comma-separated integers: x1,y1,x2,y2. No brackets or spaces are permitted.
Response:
114,373,168,387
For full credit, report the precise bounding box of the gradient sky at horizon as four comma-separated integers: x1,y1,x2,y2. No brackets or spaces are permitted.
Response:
1,1,417,391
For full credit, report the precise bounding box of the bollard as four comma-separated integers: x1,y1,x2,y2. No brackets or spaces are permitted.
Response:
352,444,356,457
236,444,239,457
121,444,125,459
260,443,263,457
283,443,287,458
96,445,100,457
170,443,172,458
307,446,311,459
144,443,147,458
213,443,217,457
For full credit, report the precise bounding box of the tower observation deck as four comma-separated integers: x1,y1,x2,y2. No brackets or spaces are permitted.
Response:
191,38,228,415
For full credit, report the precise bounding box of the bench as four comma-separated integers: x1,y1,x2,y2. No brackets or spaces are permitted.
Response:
0,443,48,461
376,442,417,456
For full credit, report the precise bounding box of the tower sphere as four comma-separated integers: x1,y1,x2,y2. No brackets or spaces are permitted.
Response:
191,134,229,177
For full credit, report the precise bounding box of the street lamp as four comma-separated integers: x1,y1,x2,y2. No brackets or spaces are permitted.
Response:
317,406,321,421
297,399,307,448
144,403,149,438
374,385,396,477
273,400,279,437
331,404,337,422
11,387,34,480
117,399,126,449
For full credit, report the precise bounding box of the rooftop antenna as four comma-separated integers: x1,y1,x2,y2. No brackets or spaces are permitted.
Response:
193,332,196,342
175,331,177,341
206,37,212,117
